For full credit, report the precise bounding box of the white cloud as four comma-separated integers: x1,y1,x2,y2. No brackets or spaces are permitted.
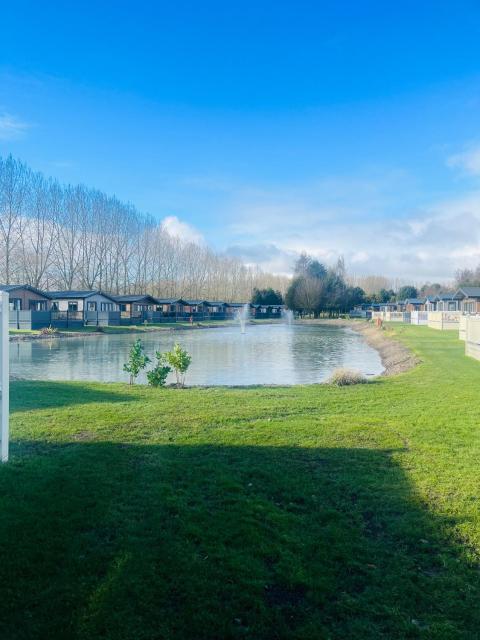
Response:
215,174,480,281
226,243,298,275
447,144,480,176
0,113,30,140
161,215,205,245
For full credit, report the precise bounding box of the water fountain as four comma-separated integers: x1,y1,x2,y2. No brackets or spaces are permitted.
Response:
281,308,294,325
235,303,250,334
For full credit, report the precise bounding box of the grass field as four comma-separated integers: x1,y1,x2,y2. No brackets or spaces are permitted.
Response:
2,324,480,639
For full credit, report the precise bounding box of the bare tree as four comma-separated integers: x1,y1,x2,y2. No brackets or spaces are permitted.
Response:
0,155,28,283
0,154,291,299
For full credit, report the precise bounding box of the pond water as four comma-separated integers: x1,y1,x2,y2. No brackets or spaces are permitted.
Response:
10,323,383,386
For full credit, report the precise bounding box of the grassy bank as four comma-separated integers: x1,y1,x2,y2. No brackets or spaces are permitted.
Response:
2,325,480,638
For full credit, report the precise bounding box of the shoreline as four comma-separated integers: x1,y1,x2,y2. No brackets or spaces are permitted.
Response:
299,318,420,376
9,319,285,342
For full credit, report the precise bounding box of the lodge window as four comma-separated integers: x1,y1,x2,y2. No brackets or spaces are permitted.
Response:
87,301,97,311
68,301,78,312
101,303,113,311
29,300,47,311
9,298,21,311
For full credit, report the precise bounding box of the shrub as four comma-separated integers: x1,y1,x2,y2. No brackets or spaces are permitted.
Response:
146,351,171,387
123,338,151,384
328,368,367,386
40,325,58,335
163,343,192,388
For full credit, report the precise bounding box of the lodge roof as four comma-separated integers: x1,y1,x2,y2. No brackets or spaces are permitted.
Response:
154,297,188,305
113,294,158,304
454,287,480,299
0,284,52,298
49,290,118,303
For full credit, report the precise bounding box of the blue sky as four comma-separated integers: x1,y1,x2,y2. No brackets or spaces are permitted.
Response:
2,1,480,280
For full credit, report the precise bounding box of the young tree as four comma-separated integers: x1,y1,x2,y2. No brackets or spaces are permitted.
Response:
146,351,172,387
163,343,192,388
123,339,151,384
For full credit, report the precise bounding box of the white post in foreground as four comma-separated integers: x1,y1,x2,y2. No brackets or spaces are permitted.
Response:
0,292,9,462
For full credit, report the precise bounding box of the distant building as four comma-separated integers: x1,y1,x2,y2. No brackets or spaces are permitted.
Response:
0,284,52,311
114,294,160,318
49,290,119,320
403,298,426,312
453,287,480,313
434,294,458,312
155,298,188,317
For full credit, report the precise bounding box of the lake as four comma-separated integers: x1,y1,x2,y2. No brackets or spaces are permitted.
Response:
10,323,383,386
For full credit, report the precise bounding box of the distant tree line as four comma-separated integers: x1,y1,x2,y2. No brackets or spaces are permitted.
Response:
455,266,480,288
0,155,289,300
367,287,411,304
285,253,365,316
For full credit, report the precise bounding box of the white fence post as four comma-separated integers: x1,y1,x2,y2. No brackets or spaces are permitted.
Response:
0,292,9,462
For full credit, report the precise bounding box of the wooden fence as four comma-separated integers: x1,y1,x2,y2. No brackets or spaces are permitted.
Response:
410,311,429,325
427,311,462,331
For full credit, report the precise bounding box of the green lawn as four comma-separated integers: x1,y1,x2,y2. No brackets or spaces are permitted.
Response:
2,325,480,638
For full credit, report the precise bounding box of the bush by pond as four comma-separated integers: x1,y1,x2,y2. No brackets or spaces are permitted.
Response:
328,367,367,386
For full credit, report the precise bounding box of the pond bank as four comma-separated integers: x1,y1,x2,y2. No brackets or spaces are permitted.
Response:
300,318,420,376
9,319,285,342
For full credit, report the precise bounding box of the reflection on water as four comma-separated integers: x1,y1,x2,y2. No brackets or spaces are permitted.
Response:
10,324,383,386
